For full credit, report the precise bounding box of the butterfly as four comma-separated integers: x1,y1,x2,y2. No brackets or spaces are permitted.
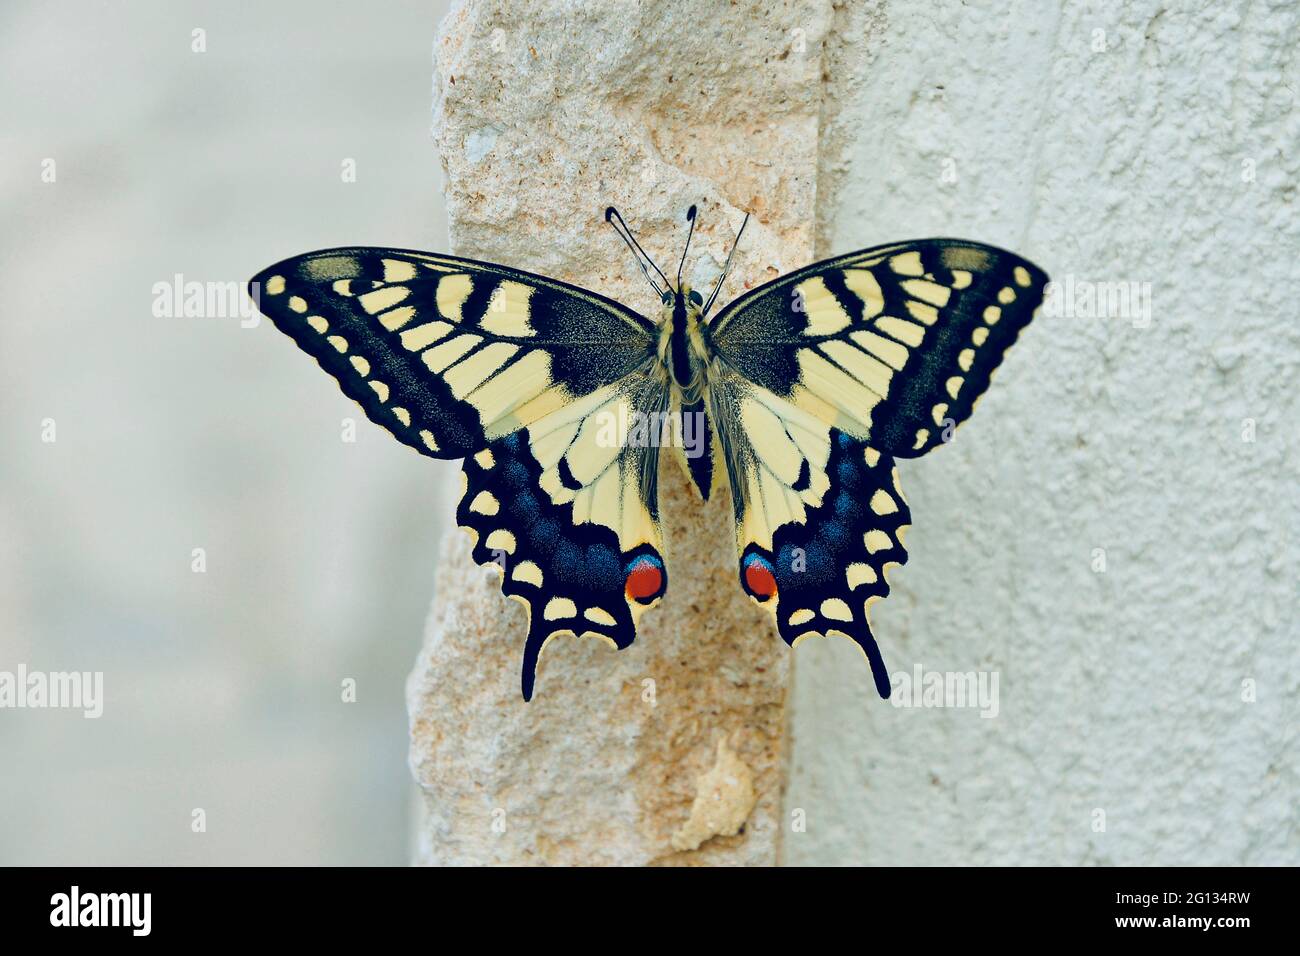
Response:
249,205,1047,701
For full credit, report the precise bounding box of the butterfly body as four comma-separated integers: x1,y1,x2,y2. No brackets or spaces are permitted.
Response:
653,284,719,498
251,212,1048,701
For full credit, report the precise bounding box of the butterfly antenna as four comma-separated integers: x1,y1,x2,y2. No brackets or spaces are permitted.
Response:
701,211,750,317
676,204,697,291
605,206,670,298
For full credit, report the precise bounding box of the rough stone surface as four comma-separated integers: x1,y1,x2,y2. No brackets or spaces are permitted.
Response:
409,0,833,866
671,738,759,852
787,0,1298,865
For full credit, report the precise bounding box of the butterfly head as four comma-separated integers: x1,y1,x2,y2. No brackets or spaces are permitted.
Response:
660,286,704,312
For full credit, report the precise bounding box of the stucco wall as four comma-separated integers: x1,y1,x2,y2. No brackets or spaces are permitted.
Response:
785,0,1298,865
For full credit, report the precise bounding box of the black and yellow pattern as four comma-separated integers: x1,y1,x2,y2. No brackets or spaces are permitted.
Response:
455,374,670,699
457,427,666,700
708,239,1046,694
252,229,1047,701
710,239,1048,457
250,248,669,700
250,248,655,459
733,431,912,698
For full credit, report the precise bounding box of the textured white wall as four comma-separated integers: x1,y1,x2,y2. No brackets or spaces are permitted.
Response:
785,0,1298,865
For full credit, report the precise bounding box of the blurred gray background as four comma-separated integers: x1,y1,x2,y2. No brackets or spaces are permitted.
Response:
1,0,452,864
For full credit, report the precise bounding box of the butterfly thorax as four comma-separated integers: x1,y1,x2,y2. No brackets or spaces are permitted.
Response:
658,286,711,406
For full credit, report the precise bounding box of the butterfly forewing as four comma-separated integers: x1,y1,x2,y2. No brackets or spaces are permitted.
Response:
249,248,656,460
709,238,1048,457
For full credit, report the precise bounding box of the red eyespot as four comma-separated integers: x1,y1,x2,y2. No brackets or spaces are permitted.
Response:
743,554,778,602
624,556,665,604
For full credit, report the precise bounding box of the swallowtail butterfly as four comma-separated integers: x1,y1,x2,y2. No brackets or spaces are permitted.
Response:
250,206,1047,700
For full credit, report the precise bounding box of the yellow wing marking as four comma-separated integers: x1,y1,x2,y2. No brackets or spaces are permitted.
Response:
797,276,853,336
444,342,520,400
479,280,537,338
435,273,473,322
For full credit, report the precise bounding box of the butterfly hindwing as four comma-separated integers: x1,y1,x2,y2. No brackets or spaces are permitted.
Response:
249,247,656,459
709,365,910,695
458,378,670,700
740,432,910,697
709,238,1047,457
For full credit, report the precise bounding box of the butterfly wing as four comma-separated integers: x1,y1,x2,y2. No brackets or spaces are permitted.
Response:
707,239,1047,694
249,247,656,459
707,368,910,696
708,238,1048,457
251,247,669,701
457,376,670,700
